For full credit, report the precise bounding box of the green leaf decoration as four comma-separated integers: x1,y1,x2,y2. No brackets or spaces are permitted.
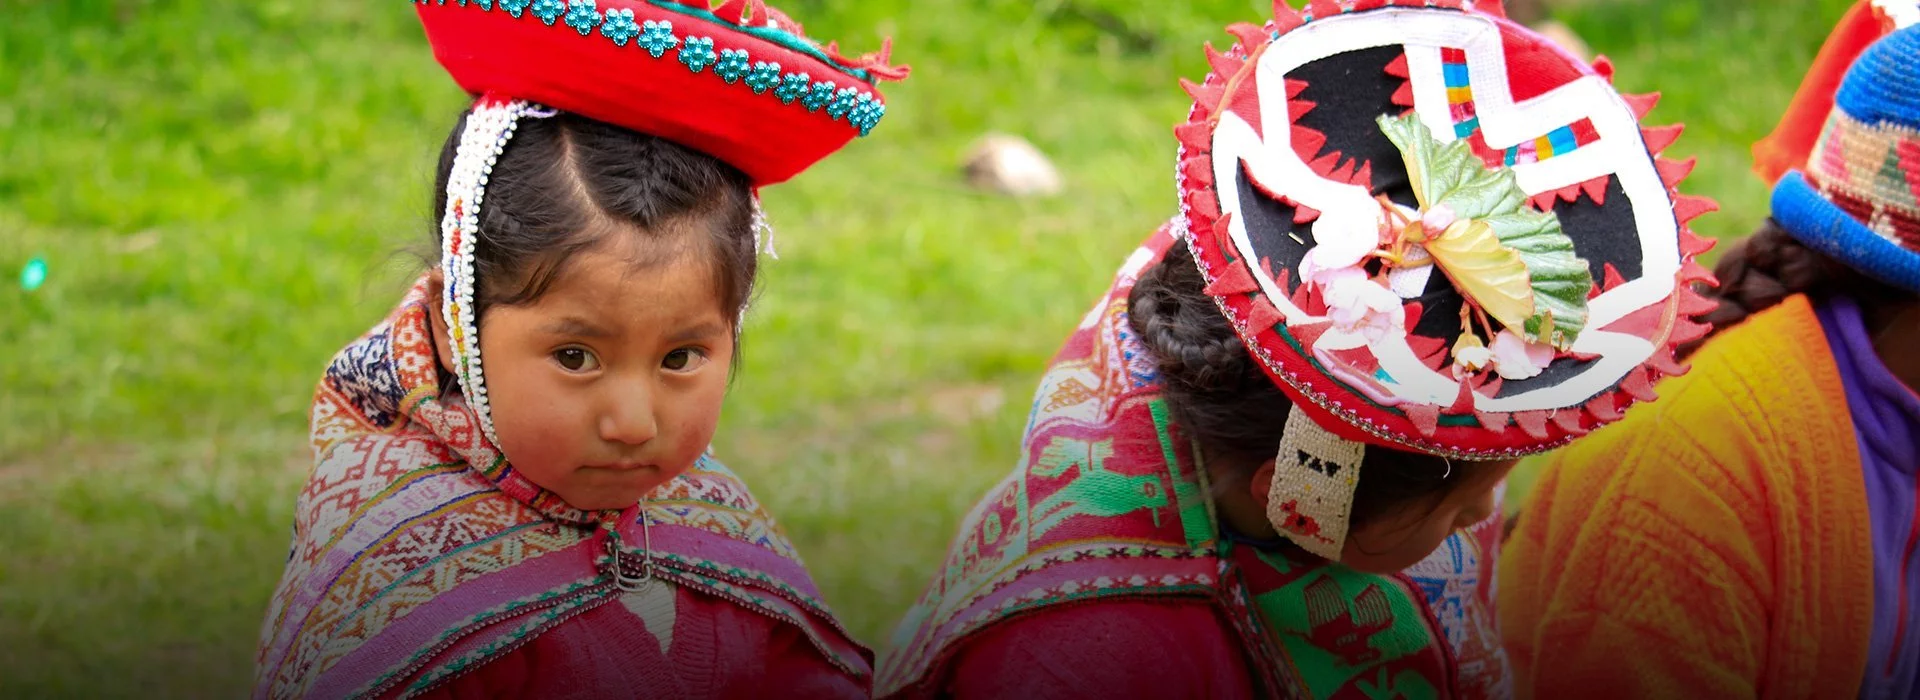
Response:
1377,113,1527,219
1482,209,1593,347
1420,219,1536,333
1377,113,1594,348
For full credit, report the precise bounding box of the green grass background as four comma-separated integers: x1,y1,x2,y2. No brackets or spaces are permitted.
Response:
0,0,1853,695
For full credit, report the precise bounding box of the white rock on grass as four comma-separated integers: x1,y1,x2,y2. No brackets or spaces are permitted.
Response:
963,134,1062,197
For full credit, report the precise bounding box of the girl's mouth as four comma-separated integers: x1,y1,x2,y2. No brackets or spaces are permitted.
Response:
588,462,654,472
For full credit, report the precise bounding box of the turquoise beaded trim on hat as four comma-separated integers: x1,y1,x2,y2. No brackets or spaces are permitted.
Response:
415,0,889,136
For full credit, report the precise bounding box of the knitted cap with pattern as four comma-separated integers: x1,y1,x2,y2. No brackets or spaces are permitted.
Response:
1773,24,1920,292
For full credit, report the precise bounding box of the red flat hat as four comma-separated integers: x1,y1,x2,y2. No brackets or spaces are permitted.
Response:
419,0,906,450
417,0,907,185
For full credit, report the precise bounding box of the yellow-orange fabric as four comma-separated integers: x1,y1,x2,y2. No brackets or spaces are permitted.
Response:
1499,295,1875,699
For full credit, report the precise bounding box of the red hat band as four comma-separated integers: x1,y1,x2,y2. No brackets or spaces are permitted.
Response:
417,0,906,186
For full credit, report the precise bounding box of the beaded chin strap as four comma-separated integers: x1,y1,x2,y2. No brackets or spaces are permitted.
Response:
738,195,777,327
750,196,778,260
442,97,780,445
441,97,558,446
1267,407,1366,561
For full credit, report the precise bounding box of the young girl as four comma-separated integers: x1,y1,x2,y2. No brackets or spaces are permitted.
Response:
252,2,904,698
1501,5,1920,698
878,2,1715,697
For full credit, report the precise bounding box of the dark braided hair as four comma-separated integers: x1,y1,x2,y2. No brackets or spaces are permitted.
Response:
1126,242,1486,541
430,109,757,324
1688,218,1916,355
425,109,758,378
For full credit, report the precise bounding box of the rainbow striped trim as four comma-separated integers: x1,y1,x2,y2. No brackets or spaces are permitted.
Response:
1440,48,1599,165
1442,48,1478,138
1503,119,1601,166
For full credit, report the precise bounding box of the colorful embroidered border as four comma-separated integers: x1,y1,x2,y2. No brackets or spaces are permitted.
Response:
368,580,608,699
669,569,870,676
877,543,1222,694
1503,118,1601,166
1442,47,1480,138
413,0,888,136
1810,108,1920,221
1441,47,1602,166
1811,173,1920,251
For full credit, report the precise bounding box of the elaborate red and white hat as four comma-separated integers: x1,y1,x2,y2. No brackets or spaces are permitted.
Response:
417,0,906,445
1171,0,1716,558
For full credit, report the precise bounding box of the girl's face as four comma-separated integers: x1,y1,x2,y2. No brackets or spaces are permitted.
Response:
435,236,734,511
1336,458,1513,574
1248,456,1514,575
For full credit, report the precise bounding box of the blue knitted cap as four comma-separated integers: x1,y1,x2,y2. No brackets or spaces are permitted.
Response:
1772,24,1920,293
1833,26,1920,130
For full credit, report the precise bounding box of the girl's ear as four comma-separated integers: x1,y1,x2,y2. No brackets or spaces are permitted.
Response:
424,268,459,375
1248,458,1278,512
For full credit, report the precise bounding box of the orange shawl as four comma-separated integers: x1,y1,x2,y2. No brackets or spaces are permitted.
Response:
1498,296,1875,699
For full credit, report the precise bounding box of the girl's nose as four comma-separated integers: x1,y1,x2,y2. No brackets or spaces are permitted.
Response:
599,382,658,447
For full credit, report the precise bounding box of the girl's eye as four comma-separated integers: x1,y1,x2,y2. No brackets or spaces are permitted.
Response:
553,348,599,372
663,348,707,371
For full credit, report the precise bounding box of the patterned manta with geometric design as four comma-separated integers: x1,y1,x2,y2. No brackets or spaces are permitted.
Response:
875,226,1513,699
255,281,871,699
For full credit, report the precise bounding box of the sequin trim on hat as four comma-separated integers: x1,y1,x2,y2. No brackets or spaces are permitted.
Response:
414,0,891,136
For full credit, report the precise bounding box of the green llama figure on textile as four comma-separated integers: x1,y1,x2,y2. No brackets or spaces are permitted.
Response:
1248,550,1444,700
1028,436,1168,537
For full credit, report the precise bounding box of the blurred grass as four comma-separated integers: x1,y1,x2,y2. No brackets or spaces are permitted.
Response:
0,0,1851,696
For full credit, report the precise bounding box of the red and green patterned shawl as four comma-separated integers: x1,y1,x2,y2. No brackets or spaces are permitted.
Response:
876,223,1510,699
254,277,869,700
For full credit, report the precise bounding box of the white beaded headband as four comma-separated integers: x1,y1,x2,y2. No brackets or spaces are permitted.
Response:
440,98,775,445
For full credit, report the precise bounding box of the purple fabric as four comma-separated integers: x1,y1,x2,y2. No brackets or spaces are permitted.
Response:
1817,296,1920,700
318,539,602,696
